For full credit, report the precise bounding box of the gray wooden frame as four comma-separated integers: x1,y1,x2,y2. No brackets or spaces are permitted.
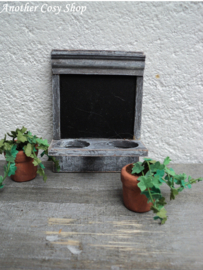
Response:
51,50,145,140
50,50,147,172
52,75,60,140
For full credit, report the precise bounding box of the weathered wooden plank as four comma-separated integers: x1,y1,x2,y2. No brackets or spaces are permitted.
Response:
0,162,203,269
52,68,144,76
134,76,144,140
48,139,148,157
52,156,139,172
52,59,145,70
51,50,145,61
52,75,60,140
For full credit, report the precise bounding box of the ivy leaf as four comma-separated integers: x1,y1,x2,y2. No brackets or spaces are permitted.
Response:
177,187,184,192
33,158,41,166
155,197,167,210
0,175,3,184
154,208,167,224
39,163,45,169
11,145,18,157
152,175,162,189
174,173,187,187
149,160,157,164
150,162,165,172
163,157,171,165
8,163,17,176
141,187,162,203
36,138,49,147
165,175,174,186
24,143,32,157
5,153,15,163
187,177,203,185
55,161,60,172
157,208,167,218
187,184,192,189
21,126,27,133
3,142,12,151
0,184,4,189
145,170,152,176
5,145,18,163
0,139,4,148
143,158,157,164
132,162,144,174
170,188,179,200
3,165,7,176
157,197,167,206
37,168,47,182
181,180,186,187
155,169,165,177
17,131,27,143
155,169,165,183
48,156,60,172
137,176,153,192
165,167,176,176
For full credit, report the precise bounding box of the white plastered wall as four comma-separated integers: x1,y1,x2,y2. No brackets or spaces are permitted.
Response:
0,1,202,163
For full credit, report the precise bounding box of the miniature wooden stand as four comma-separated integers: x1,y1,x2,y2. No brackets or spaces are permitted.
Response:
48,50,148,172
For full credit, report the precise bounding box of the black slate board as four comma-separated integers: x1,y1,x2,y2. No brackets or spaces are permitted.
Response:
60,74,136,139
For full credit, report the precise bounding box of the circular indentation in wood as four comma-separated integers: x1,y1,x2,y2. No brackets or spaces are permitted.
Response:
65,140,90,148
109,141,138,148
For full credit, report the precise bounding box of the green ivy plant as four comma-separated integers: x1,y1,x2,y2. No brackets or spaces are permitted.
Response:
0,126,60,188
132,157,203,224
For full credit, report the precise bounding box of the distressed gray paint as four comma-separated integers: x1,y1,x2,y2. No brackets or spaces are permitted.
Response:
134,77,144,140
52,75,60,140
51,50,145,60
48,139,148,157
52,68,144,76
51,51,145,76
1,162,203,269
52,156,139,172
52,59,145,69
50,50,146,172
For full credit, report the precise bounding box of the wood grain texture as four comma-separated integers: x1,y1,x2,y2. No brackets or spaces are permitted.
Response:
134,76,144,140
51,50,146,171
0,161,203,270
52,74,60,140
52,51,145,76
51,50,145,61
48,139,148,157
52,156,139,172
52,68,144,76
52,59,145,70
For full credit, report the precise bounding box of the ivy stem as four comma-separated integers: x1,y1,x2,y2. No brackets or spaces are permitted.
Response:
0,162,10,187
172,176,174,187
147,161,151,173
161,177,168,184
147,187,154,206
4,162,10,180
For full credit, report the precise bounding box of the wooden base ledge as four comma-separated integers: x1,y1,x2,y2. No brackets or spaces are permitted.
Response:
48,138,148,172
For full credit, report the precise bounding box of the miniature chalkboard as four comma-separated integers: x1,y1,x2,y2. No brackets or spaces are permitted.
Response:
60,74,136,139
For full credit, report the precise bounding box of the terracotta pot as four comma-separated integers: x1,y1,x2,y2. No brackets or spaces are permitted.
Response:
10,150,38,182
121,163,152,213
